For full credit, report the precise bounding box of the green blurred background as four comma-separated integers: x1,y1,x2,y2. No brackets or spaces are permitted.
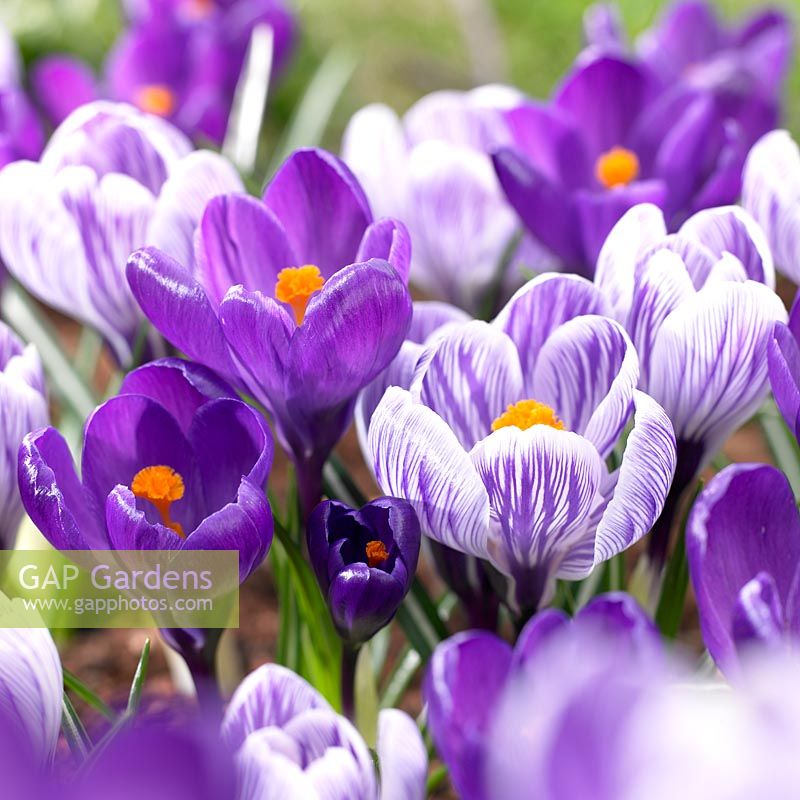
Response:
3,0,798,154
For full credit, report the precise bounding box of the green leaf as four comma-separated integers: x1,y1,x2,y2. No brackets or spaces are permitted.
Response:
354,644,379,748
63,669,117,722
655,482,703,638
395,579,450,661
266,47,357,180
427,763,449,795
380,646,421,710
758,399,800,498
1,283,97,418
61,693,90,758
324,453,368,508
126,638,150,715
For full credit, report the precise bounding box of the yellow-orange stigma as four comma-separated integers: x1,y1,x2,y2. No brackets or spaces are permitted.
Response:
365,540,390,568
491,400,565,433
595,146,640,189
132,465,186,539
275,265,325,325
134,84,176,117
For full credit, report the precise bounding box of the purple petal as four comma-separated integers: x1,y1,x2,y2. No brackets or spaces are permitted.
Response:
408,300,470,343
31,55,98,126
183,477,273,581
424,631,513,800
81,394,204,533
593,391,676,566
731,572,785,650
554,55,659,158
512,608,569,671
647,280,786,453
119,358,236,435
188,398,273,512
412,321,523,450
470,426,604,581
679,206,774,288
492,147,584,268
493,273,607,389
263,148,372,278
769,322,800,439
105,485,184,550
127,247,239,382
195,193,295,307
149,150,245,271
222,663,331,751
356,218,411,284
377,709,428,800
532,315,639,458
18,428,105,550
575,592,660,648
687,463,800,671
286,259,412,414
575,180,668,270
369,388,490,559
594,203,667,320
636,233,717,290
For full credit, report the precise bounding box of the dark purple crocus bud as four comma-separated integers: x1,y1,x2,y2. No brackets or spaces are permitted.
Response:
308,498,421,644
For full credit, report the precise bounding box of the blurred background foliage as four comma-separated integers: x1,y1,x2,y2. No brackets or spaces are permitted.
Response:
2,0,798,165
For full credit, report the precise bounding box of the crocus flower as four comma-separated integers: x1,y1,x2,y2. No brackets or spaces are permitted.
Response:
31,55,100,127
127,147,413,517
493,53,766,275
0,101,243,364
0,627,62,767
769,292,800,441
595,202,786,565
19,357,272,574
106,0,295,145
308,497,420,644
743,130,800,284
0,322,48,549
222,663,427,799
687,462,800,675
425,593,660,800
342,86,553,313
368,273,676,616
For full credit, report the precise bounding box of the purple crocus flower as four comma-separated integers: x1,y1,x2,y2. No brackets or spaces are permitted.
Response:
0,322,48,549
342,86,554,313
106,0,295,145
31,55,100,127
687,462,800,676
127,147,413,517
493,53,767,275
18,357,272,577
0,101,243,364
308,498,420,644
424,593,660,800
368,273,676,616
743,130,800,284
595,202,786,565
222,663,427,799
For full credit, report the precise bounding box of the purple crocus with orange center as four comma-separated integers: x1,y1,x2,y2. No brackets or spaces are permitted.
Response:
127,147,413,518
17,358,273,673
493,52,769,275
308,497,420,645
368,273,676,616
0,101,243,364
32,0,295,144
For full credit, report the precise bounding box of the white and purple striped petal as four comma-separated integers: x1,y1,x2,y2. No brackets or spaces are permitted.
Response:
531,315,638,458
377,709,427,800
369,387,491,560
411,321,523,450
647,280,786,456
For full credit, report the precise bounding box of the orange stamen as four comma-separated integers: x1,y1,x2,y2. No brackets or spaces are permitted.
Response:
595,146,640,189
365,540,390,568
134,84,176,117
132,465,186,539
491,400,565,433
275,265,325,325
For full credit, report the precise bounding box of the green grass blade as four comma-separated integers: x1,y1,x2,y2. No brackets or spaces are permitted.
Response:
63,669,117,722
126,638,150,715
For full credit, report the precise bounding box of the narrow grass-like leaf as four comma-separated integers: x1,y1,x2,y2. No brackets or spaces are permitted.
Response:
758,399,800,498
126,637,150,715
62,693,90,758
64,669,117,722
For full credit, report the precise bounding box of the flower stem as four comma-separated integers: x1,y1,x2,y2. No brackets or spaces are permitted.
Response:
340,643,360,722
167,628,223,718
